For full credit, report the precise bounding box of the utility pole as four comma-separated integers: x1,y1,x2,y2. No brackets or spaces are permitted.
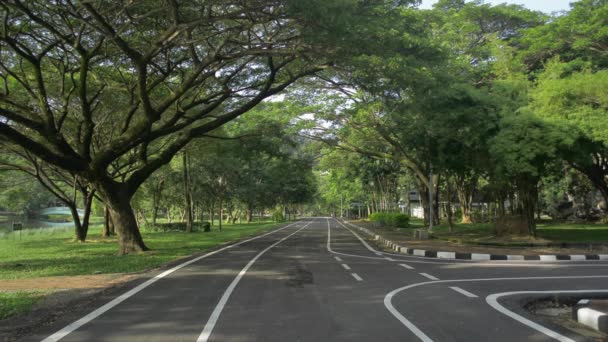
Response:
429,162,434,232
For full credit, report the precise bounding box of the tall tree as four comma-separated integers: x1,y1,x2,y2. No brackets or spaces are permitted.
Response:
0,0,339,253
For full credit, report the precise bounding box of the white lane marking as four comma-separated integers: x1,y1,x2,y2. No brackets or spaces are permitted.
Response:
384,276,608,342
341,264,351,270
332,221,608,267
419,273,439,281
326,219,385,261
399,263,415,270
41,221,303,342
385,257,396,262
335,220,378,254
334,256,343,262
449,286,478,298
197,222,312,342
487,290,608,342
351,273,363,281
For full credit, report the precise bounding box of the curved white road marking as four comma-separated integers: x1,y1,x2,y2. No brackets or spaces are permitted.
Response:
384,276,608,342
326,219,387,260
329,219,608,266
340,221,608,268
42,221,303,342
197,221,312,342
486,290,608,342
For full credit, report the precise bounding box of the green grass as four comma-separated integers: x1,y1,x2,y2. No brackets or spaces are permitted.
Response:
428,220,608,245
0,221,285,280
0,291,46,320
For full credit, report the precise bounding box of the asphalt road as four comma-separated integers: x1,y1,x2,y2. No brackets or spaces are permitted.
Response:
23,218,608,342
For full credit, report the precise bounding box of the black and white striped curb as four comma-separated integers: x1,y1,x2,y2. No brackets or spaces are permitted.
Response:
574,299,608,333
342,221,608,262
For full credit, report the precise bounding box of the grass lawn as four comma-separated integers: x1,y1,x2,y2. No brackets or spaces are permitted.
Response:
0,291,46,320
402,218,608,245
0,220,286,280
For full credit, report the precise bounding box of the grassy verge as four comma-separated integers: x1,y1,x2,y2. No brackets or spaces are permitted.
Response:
0,291,46,320
0,220,286,280
370,218,608,245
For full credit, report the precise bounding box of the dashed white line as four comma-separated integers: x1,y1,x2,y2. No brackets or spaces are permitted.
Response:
419,273,440,281
449,286,478,298
334,256,343,262
399,263,415,270
351,273,363,281
341,263,351,270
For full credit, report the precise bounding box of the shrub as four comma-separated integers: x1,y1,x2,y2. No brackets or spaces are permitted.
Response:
369,212,409,229
271,210,285,222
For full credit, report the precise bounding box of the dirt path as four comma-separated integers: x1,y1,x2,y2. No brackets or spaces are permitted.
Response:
0,273,137,292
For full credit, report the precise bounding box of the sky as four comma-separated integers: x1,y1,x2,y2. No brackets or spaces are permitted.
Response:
419,0,578,13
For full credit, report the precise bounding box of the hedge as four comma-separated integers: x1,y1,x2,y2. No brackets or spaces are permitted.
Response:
369,212,410,228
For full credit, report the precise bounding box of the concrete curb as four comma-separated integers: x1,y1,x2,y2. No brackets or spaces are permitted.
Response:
342,220,608,262
573,300,608,333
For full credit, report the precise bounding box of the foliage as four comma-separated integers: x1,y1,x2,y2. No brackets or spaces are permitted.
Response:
369,212,410,228
0,291,46,320
0,222,284,280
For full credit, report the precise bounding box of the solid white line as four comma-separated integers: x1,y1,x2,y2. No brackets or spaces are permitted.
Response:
41,221,302,342
196,222,312,342
419,273,439,281
335,220,378,254
399,263,415,270
449,286,478,298
342,263,351,270
385,257,396,262
351,273,363,281
487,290,608,342
334,256,343,262
384,276,608,342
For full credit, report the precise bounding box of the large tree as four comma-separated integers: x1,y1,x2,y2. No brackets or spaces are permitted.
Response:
0,0,343,254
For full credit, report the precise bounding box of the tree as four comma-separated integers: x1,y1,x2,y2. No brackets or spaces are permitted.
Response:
0,1,334,254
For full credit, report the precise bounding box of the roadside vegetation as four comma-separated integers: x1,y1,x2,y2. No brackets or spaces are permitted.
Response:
0,291,46,320
0,0,606,292
0,221,285,280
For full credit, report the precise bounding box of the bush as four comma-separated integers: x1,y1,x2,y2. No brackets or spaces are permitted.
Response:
369,212,409,229
271,210,285,222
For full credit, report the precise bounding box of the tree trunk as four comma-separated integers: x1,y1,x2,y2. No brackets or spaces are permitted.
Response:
518,179,538,237
454,175,475,224
446,177,454,233
98,181,148,255
210,204,215,227
246,205,253,223
218,197,223,232
102,205,115,237
183,152,193,233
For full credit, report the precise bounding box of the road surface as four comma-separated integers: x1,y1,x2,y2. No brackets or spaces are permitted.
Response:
23,218,608,342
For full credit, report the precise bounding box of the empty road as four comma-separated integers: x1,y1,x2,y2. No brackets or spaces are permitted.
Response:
24,218,608,342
